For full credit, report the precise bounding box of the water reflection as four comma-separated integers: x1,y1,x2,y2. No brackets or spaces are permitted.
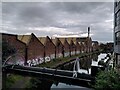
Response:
60,54,95,71
29,53,107,89
51,83,91,89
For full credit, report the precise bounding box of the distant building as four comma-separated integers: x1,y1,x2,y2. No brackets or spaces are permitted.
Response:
52,38,64,58
67,38,76,56
106,42,114,53
76,37,92,53
114,1,120,66
38,36,56,62
92,41,99,52
59,38,70,57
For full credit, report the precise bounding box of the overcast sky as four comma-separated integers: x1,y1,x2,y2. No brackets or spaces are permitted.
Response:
2,2,114,43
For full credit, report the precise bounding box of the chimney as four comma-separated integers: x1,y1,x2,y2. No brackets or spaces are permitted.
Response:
88,27,90,38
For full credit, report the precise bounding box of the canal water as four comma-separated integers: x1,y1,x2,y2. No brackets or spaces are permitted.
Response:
51,83,91,90
27,53,108,89
50,53,107,89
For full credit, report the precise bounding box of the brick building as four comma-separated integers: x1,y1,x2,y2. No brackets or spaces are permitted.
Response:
80,42,85,53
38,36,56,62
92,41,99,52
2,32,93,66
74,40,81,54
2,33,26,65
67,38,76,56
18,33,45,66
114,1,120,66
59,38,70,57
76,37,92,53
86,37,92,52
52,38,64,58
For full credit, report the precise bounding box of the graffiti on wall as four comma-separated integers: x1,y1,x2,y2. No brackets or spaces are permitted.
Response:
50,54,55,59
16,60,25,66
64,52,69,57
5,54,25,66
56,53,62,58
82,51,84,53
76,51,80,54
71,51,75,55
27,57,44,66
45,56,51,62
26,54,55,66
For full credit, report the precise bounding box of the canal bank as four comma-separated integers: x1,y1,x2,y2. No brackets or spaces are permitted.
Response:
8,51,102,89
38,50,101,69
24,51,103,89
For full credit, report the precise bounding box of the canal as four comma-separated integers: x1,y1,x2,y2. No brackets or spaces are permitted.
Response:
51,83,91,89
27,53,109,89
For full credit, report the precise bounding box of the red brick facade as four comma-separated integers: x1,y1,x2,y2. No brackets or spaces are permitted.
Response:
59,38,70,57
2,33,26,65
18,33,45,66
39,36,56,62
68,39,76,56
92,41,99,52
2,33,94,66
75,41,81,54
52,38,64,58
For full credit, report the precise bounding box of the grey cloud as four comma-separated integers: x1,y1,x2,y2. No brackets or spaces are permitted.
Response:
2,2,114,42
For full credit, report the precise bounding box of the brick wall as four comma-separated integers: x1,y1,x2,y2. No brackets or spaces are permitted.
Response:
45,36,56,61
27,33,44,61
63,39,70,57
55,38,64,58
2,33,26,65
2,33,93,66
70,40,76,55
26,34,45,66
76,41,81,54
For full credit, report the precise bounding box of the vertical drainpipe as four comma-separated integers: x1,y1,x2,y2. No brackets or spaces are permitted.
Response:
62,46,64,58
25,46,28,65
75,44,76,55
44,46,46,63
55,45,56,59
88,27,90,53
69,45,71,57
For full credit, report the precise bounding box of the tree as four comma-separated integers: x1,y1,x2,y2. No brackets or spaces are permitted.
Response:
94,69,120,89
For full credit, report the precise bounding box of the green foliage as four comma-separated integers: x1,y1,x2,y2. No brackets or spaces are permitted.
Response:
26,77,53,89
94,69,120,89
6,74,25,88
6,75,16,88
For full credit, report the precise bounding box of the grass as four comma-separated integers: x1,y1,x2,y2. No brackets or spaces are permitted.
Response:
38,50,101,68
38,53,84,68
6,74,24,88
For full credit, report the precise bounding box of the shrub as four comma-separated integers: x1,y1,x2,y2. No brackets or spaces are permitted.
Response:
94,69,120,89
